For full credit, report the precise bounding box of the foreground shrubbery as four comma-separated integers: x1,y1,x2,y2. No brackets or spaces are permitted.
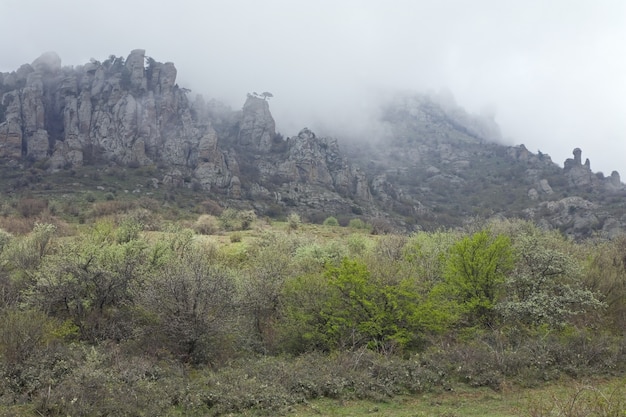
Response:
2,337,624,416
0,215,625,415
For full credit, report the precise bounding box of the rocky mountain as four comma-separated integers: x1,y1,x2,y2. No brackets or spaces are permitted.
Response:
342,92,625,237
1,50,624,238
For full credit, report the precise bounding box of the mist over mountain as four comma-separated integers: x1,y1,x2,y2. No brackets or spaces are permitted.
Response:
1,49,625,238
3,1,624,178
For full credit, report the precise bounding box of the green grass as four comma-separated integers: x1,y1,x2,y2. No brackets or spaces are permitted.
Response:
283,388,523,417
228,378,626,417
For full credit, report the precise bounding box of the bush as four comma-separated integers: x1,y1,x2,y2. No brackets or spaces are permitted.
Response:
0,228,12,252
122,208,162,231
345,234,370,256
84,192,96,203
2,222,56,270
219,208,256,231
0,308,76,368
17,198,48,218
230,231,243,243
200,199,223,216
182,351,441,415
369,218,394,235
138,248,238,365
348,218,368,230
287,213,301,230
323,216,339,227
90,200,136,217
194,214,219,235
0,216,36,235
219,209,237,231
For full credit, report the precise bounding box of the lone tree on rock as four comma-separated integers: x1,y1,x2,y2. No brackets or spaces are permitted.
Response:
261,91,273,100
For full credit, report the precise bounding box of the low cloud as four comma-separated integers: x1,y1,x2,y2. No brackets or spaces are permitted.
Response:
2,0,625,174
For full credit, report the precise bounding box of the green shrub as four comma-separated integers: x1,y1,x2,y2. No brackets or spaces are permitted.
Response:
84,192,96,203
441,229,513,326
123,208,162,231
293,241,346,272
345,233,370,256
218,208,238,231
348,218,368,230
287,213,301,230
194,214,219,235
219,209,256,231
0,228,12,253
323,216,339,226
2,222,56,270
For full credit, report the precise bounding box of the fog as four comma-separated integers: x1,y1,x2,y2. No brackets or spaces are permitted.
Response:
2,0,625,175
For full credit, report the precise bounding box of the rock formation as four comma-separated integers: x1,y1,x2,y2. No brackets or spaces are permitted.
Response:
563,147,624,193
0,50,374,217
1,50,624,237
1,50,212,170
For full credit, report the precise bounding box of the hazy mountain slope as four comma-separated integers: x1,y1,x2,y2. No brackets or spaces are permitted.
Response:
342,93,626,237
1,50,624,238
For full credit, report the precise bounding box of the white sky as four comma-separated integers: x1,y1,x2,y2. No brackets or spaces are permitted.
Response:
2,0,625,175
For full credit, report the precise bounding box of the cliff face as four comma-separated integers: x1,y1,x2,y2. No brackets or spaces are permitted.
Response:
2,51,183,165
216,97,372,215
0,50,372,216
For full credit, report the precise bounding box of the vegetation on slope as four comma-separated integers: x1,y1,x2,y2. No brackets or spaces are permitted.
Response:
0,193,625,415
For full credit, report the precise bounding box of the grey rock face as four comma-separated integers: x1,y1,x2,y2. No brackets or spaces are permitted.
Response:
0,50,373,216
539,179,553,194
1,50,225,174
237,96,276,151
0,91,24,158
284,128,371,201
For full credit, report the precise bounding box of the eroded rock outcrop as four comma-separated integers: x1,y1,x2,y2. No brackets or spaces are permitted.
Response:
1,51,624,234
563,148,624,193
0,50,375,216
237,96,276,151
0,50,236,193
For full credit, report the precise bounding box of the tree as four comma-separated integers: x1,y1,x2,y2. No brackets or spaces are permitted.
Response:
0,308,76,368
321,258,430,353
29,220,149,341
497,231,604,328
261,91,273,100
241,233,297,352
1,222,56,271
403,230,458,285
140,244,237,364
442,230,513,326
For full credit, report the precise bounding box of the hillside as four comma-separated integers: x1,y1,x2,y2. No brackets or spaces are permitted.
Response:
1,49,625,238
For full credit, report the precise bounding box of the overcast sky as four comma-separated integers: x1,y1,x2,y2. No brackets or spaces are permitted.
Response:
2,0,625,175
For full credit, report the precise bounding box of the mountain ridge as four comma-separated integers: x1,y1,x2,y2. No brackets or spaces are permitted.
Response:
1,49,624,238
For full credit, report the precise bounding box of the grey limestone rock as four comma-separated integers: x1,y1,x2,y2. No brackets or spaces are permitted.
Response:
539,179,553,194
237,96,275,151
